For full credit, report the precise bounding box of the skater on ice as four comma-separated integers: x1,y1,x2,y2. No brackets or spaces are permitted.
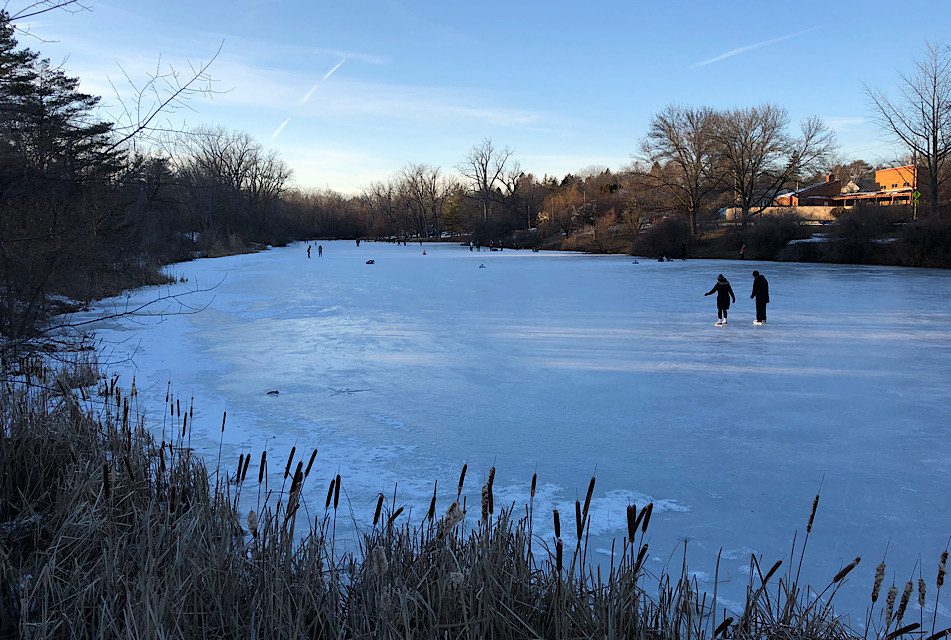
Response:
751,270,769,325
307,245,311,258
318,244,323,257
704,274,735,325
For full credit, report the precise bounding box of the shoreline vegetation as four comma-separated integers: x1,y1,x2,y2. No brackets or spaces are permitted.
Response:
2,356,949,639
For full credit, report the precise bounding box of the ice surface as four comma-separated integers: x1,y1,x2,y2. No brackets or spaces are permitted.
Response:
69,241,951,624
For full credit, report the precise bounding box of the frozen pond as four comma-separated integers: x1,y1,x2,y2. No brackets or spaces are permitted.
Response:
74,240,951,624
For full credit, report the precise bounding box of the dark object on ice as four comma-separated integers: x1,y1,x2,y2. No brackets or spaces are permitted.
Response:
307,245,311,258
751,271,769,323
705,274,736,323
366,259,375,264
266,390,280,395
318,245,323,257
739,243,747,259
632,259,639,264
479,263,486,268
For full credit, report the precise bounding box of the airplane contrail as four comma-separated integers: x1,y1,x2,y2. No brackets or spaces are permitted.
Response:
300,58,347,104
691,27,818,68
271,117,292,140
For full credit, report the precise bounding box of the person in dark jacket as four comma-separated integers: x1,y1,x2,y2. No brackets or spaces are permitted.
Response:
750,270,769,324
704,274,736,325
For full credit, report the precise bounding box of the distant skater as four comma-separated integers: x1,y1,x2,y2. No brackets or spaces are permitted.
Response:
705,274,736,326
681,241,688,261
751,270,769,325
356,238,361,247
307,245,311,258
318,244,323,257
739,243,747,260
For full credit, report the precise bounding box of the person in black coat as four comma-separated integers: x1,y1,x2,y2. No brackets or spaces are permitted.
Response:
751,270,769,324
704,274,736,325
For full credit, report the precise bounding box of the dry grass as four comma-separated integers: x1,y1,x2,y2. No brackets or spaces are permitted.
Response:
1,360,948,639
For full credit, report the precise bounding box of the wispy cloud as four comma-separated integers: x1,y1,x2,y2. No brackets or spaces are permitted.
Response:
691,26,818,67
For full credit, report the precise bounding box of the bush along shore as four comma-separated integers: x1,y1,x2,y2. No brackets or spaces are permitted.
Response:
2,357,949,639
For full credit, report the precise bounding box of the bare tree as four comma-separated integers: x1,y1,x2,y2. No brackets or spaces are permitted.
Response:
459,138,513,221
866,42,951,214
399,164,452,238
711,104,835,226
640,105,719,235
362,179,406,237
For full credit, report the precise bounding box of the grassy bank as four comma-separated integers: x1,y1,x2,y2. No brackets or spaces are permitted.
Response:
2,357,948,639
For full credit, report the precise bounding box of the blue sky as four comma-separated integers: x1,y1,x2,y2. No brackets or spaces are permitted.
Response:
18,0,951,192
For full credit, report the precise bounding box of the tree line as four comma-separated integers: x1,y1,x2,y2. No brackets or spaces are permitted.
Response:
1,5,948,341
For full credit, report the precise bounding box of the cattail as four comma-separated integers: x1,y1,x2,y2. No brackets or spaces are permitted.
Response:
333,474,341,510
159,447,166,474
221,411,226,433
575,500,583,540
833,556,861,583
387,506,404,526
939,551,948,588
762,560,783,585
373,494,384,526
293,460,303,484
370,545,388,574
284,446,296,479
248,510,258,539
553,509,561,539
325,477,335,509
634,543,649,574
807,494,819,533
426,481,437,522
304,448,318,478
556,538,563,572
181,412,187,438
481,484,489,521
457,464,467,497
641,502,653,533
582,476,595,520
530,472,537,498
925,628,951,640
176,398,180,417
885,584,898,624
102,462,110,500
714,617,734,637
169,485,177,513
237,453,245,482
872,562,886,603
487,467,495,514
258,450,267,483
240,453,251,483
896,580,913,621
918,577,926,608
444,501,464,530
626,505,637,542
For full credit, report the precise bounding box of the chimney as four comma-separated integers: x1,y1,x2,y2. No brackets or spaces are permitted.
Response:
826,172,835,183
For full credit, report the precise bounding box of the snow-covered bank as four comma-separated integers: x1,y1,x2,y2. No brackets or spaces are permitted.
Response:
68,240,951,624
